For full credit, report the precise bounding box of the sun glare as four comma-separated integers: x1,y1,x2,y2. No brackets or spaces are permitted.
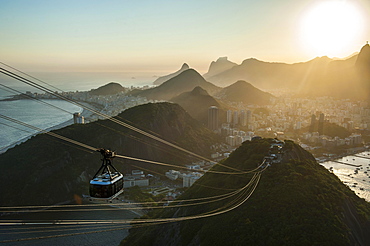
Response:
300,1,364,57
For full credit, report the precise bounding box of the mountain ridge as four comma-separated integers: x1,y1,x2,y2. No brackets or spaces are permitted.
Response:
131,69,220,101
153,63,190,86
121,138,370,245
215,80,274,105
205,44,369,100
89,82,126,95
171,86,225,125
0,102,221,206
203,57,238,79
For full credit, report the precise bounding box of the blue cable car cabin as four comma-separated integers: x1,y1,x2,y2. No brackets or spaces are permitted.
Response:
89,148,124,199
90,172,124,198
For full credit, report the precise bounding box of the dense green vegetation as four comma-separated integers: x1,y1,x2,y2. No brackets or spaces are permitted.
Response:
122,138,370,246
124,186,157,203
0,102,221,206
299,122,351,139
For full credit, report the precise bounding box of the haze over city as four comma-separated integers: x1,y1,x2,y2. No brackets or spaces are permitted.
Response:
1,1,370,245
1,0,370,74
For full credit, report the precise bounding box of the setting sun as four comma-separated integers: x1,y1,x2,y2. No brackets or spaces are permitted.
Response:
300,1,364,57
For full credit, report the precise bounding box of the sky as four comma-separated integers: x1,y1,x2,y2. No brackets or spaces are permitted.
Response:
1,0,370,75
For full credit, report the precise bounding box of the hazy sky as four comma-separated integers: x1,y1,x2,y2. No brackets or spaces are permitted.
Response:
1,0,369,74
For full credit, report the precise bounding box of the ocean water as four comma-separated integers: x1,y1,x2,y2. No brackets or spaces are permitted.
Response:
321,153,370,202
0,99,82,151
0,70,155,152
0,71,155,93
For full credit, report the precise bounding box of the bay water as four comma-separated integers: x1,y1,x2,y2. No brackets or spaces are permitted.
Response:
0,99,82,152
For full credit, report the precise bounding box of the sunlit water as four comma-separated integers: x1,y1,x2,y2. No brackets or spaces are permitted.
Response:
321,152,370,202
0,71,154,152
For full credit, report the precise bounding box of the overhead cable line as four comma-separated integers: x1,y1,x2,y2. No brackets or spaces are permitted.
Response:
0,176,259,228
0,172,261,226
0,122,33,133
115,154,257,175
0,65,247,173
0,113,256,178
0,114,96,151
0,84,73,114
0,170,263,243
0,61,64,92
0,187,243,213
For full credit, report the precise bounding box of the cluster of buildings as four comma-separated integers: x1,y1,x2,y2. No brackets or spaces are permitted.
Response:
302,132,362,148
123,170,149,188
220,124,254,146
226,109,253,128
68,91,152,119
208,96,370,134
165,162,217,187
207,95,368,150
300,112,363,149
165,170,203,187
23,89,153,124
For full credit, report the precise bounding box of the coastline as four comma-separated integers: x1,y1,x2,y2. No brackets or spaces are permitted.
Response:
0,101,101,154
315,146,369,163
320,148,370,202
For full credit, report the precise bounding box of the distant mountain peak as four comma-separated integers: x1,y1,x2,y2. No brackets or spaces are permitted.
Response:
204,57,238,79
181,68,201,76
89,82,125,95
181,63,190,69
171,85,220,125
191,86,209,96
233,80,251,86
132,68,219,101
216,56,229,62
153,63,191,86
240,58,265,65
216,79,274,105
356,43,370,69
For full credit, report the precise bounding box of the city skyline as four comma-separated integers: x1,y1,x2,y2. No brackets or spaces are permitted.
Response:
1,0,370,75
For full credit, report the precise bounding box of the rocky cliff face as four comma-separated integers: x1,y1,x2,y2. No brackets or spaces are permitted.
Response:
203,57,237,79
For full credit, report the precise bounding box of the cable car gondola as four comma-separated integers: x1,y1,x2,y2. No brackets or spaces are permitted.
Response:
89,148,124,200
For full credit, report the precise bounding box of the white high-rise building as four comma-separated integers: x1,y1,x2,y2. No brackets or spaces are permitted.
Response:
73,112,84,124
